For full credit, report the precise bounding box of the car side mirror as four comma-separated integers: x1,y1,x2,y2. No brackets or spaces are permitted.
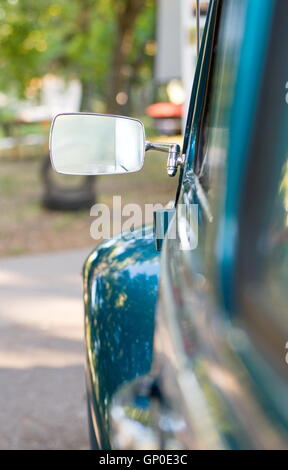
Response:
49,112,184,177
50,113,145,175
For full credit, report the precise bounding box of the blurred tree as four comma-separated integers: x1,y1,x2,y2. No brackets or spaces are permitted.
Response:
0,0,155,113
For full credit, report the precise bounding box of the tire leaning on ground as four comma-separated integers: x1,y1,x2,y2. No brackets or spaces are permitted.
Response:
41,154,96,211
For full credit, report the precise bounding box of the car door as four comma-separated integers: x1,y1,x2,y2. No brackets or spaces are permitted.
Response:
153,0,288,450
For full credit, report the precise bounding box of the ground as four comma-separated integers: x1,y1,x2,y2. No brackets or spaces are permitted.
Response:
0,153,177,256
0,248,92,449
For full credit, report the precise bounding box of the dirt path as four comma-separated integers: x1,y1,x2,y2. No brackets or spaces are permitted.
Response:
0,248,93,449
0,157,176,257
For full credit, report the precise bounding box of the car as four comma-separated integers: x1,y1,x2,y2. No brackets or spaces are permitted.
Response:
49,0,288,450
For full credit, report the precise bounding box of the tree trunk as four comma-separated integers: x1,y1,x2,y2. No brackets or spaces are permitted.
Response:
106,0,146,114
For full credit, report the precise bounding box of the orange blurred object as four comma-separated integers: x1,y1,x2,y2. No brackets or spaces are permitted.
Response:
146,102,183,118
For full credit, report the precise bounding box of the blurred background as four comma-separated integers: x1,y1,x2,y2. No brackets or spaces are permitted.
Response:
0,0,208,449
0,0,209,256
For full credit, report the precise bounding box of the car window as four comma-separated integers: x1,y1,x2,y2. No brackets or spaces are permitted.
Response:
237,111,288,371
264,161,288,324
236,145,288,380
234,0,288,374
194,0,247,208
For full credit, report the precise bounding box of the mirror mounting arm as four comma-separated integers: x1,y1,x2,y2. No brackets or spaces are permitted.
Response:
145,141,184,177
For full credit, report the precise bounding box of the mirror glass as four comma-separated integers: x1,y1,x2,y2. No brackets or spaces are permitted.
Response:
50,113,145,175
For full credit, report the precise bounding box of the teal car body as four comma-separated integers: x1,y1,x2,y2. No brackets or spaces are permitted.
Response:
83,227,159,449
83,0,288,449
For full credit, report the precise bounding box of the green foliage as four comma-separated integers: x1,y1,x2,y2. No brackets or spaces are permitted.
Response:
0,0,155,107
